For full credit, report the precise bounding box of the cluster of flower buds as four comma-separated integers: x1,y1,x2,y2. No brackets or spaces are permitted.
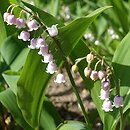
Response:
3,5,65,84
73,52,123,112
107,27,119,40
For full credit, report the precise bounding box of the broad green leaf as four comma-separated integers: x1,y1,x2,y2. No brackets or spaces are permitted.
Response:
2,70,19,95
56,121,88,130
102,32,130,130
17,2,111,128
0,12,7,45
40,97,62,130
0,89,33,130
1,35,29,71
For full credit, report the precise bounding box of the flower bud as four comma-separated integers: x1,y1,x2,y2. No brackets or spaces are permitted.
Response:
28,38,37,49
6,14,16,25
47,24,58,37
46,62,57,74
27,20,38,31
84,67,92,77
18,31,30,41
71,64,78,73
98,70,106,80
16,18,25,28
102,79,110,91
36,38,46,49
38,45,48,56
86,53,94,63
42,53,53,63
99,89,110,100
3,12,10,22
90,70,98,81
54,73,66,84
113,96,123,108
102,99,113,112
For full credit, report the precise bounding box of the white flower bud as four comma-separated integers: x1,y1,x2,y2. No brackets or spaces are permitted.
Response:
27,20,38,31
71,64,78,73
84,67,92,77
38,45,48,56
28,38,37,49
16,18,25,28
101,79,110,91
42,53,53,63
18,31,30,41
102,99,113,112
47,24,58,37
113,96,123,108
36,38,46,49
46,62,57,74
90,70,98,81
86,53,94,63
99,89,110,100
54,73,66,84
98,70,106,80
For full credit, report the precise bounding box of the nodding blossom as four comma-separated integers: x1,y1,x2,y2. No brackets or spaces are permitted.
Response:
18,31,30,41
16,18,25,28
47,24,58,37
98,70,106,80
102,79,110,91
99,89,110,100
86,53,94,63
42,53,53,63
38,45,49,56
28,38,37,49
3,12,10,22
102,99,113,112
84,67,92,77
27,20,39,31
36,38,46,49
6,14,16,25
113,96,123,108
90,70,98,81
46,61,57,74
54,73,66,84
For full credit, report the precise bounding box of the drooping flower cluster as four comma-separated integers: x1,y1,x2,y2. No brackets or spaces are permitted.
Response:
3,5,65,84
72,52,123,112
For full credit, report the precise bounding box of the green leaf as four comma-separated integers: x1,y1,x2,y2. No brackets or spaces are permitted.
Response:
2,70,20,95
0,89,33,130
56,121,88,130
102,32,130,130
17,2,111,128
40,97,62,130
1,35,29,71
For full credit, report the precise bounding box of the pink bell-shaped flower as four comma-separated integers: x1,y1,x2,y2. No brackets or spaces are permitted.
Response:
99,89,110,100
27,20,39,31
38,45,48,56
90,70,98,81
54,73,66,84
84,67,92,77
28,38,37,49
102,79,110,91
42,53,53,63
102,99,113,112
98,70,106,80
36,38,46,49
3,12,10,22
113,96,123,108
6,14,16,25
47,24,58,37
18,31,30,41
46,61,57,74
16,18,25,28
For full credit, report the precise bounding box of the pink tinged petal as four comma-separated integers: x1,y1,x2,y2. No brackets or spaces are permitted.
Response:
46,62,57,74
113,96,123,108
3,12,10,22
98,70,106,80
38,45,48,56
27,20,39,31
42,53,53,63
47,24,58,37
28,38,37,49
36,38,46,49
90,70,98,81
7,14,16,25
16,18,25,28
54,73,66,84
99,89,110,100
18,31,30,41
102,99,113,112
101,79,110,91
84,67,92,77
